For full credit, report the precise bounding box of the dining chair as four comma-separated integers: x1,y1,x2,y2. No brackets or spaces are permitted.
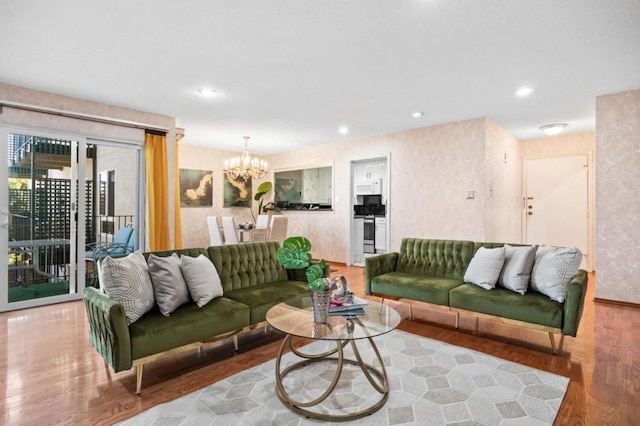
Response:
206,216,224,246
256,214,270,229
269,216,288,244
222,216,239,244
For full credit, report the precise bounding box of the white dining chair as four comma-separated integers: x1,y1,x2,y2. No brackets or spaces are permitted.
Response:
206,216,224,246
256,214,270,229
222,216,239,244
269,216,288,244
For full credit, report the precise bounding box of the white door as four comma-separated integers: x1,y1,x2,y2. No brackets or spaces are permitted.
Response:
525,155,588,269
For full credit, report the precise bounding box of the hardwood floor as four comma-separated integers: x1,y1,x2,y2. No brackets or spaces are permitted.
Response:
1,264,638,425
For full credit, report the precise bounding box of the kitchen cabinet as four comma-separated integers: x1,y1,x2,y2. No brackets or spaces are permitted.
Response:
351,217,364,265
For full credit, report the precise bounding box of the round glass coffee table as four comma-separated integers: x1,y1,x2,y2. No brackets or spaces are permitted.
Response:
266,295,401,422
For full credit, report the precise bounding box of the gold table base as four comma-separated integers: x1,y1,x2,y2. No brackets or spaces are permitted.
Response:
274,332,389,422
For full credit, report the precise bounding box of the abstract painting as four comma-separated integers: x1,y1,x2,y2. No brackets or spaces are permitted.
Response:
179,169,213,207
223,173,252,207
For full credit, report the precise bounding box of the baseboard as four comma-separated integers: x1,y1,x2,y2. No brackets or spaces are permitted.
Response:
594,297,640,309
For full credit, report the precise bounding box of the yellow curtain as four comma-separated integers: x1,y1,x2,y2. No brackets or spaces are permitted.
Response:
145,131,171,250
173,132,184,248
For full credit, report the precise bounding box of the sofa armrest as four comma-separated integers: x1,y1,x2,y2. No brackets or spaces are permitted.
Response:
365,253,399,295
561,269,588,336
83,287,132,372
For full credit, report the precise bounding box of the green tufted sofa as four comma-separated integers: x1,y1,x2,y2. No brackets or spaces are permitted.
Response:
365,238,588,354
83,242,310,394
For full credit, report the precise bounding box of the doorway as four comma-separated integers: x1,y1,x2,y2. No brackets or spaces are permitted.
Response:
524,155,589,270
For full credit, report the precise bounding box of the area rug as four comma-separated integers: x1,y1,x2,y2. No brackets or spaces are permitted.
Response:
119,329,568,425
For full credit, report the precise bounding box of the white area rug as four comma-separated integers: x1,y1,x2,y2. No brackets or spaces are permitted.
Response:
119,329,568,425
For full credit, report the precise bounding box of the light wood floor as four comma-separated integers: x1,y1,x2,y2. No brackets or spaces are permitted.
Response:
1,264,638,425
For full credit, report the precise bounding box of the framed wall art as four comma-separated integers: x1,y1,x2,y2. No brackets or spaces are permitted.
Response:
223,173,252,207
179,169,213,207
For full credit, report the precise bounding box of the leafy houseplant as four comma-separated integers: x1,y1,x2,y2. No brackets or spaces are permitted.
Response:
276,236,327,291
251,181,281,222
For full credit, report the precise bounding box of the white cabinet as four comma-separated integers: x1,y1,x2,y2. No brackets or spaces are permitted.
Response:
352,217,364,265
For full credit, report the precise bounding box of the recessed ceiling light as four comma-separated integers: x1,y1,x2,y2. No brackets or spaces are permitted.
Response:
539,123,567,136
411,112,424,118
197,88,218,97
515,87,534,97
339,126,349,135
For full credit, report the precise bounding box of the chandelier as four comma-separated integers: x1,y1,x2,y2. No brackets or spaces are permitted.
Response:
223,136,268,180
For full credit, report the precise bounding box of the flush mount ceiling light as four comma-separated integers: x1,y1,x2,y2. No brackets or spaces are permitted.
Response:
411,112,424,118
197,88,218,97
515,87,534,97
539,123,567,136
339,126,349,135
223,136,268,180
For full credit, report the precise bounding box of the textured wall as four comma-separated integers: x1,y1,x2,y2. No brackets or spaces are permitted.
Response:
595,89,640,303
484,120,522,243
178,144,261,248
261,118,489,262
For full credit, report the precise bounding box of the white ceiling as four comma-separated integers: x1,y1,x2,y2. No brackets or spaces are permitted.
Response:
1,1,639,154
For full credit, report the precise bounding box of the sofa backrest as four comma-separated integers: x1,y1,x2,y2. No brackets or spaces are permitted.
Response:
207,241,288,292
397,238,476,280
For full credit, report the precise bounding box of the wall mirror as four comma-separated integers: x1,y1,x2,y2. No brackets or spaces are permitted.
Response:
274,166,332,210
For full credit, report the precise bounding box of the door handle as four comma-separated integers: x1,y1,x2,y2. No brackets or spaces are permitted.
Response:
528,212,533,216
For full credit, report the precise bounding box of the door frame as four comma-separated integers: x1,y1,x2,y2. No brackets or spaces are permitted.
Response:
522,151,595,271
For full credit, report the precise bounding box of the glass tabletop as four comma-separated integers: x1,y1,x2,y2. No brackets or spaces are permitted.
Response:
266,295,401,341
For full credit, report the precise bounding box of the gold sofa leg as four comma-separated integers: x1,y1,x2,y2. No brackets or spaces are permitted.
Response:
454,312,459,329
409,302,413,320
136,365,144,395
549,332,557,355
378,298,385,313
233,335,239,352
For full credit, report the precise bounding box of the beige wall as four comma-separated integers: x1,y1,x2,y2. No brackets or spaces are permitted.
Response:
178,144,263,248
180,117,518,262
485,120,522,243
595,89,640,303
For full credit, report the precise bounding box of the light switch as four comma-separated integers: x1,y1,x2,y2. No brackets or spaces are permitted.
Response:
466,190,475,199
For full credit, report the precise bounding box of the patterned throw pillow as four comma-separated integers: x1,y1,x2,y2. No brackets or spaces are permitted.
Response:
497,244,537,295
148,253,190,316
464,246,506,290
530,246,582,302
100,251,155,324
180,254,223,307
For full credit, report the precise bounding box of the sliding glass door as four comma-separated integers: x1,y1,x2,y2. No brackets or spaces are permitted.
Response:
1,128,86,310
1,128,143,312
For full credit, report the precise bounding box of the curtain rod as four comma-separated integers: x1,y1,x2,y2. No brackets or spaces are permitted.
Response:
0,99,171,132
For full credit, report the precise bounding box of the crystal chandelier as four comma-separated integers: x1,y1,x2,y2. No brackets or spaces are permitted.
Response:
223,136,268,180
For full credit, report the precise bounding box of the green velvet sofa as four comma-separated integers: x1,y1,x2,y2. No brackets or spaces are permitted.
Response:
365,238,588,354
83,242,309,394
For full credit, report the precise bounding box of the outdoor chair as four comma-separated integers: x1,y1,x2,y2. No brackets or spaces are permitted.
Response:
85,226,135,286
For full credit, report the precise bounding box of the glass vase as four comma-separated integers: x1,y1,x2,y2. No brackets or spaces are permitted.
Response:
309,278,332,323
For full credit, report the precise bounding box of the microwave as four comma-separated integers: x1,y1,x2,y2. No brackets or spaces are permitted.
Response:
355,178,382,195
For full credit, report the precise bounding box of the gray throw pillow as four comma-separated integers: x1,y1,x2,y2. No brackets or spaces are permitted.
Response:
100,251,155,324
497,244,537,295
180,254,223,307
530,246,582,302
464,246,506,290
148,253,190,316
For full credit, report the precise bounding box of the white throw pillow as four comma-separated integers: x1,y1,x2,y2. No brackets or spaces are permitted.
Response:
100,251,155,325
148,253,190,316
530,246,582,303
497,244,537,295
180,254,223,307
464,246,506,290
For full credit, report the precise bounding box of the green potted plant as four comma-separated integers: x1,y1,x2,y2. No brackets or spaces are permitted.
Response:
276,236,331,322
251,181,281,222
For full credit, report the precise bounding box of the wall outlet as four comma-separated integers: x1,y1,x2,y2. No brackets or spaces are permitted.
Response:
466,190,475,199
